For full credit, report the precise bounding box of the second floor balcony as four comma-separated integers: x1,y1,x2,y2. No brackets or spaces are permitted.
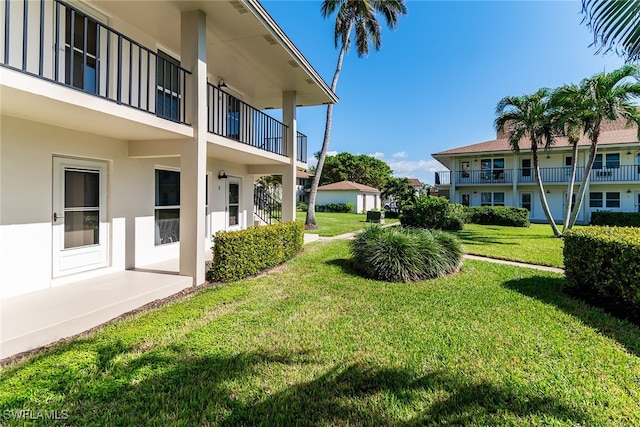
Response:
435,165,640,186
1,0,308,162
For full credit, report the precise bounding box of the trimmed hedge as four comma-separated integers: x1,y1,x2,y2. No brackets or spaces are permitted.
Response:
590,211,640,227
564,226,640,313
209,221,304,282
316,203,354,213
465,206,530,227
351,226,463,282
400,196,464,230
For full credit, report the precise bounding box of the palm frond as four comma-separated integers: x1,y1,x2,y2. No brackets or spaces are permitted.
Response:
582,0,640,62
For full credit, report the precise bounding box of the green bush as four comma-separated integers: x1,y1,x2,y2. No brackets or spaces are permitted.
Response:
350,226,463,282
316,202,354,213
590,211,640,227
209,221,304,282
296,201,308,212
400,196,464,230
465,206,530,227
564,226,640,311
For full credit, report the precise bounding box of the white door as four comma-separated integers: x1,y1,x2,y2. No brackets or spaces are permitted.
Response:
52,157,108,277
227,178,241,230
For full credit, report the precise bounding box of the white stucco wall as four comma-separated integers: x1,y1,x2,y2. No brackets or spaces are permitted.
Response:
0,116,255,298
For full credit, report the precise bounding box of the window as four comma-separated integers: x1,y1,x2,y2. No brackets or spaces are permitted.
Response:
461,161,470,178
65,9,98,93
593,154,603,170
481,192,504,206
521,159,531,177
481,158,504,180
227,96,240,140
521,193,532,211
589,192,603,208
637,153,640,174
155,169,180,245
606,192,620,208
461,193,470,207
606,153,620,169
157,51,181,121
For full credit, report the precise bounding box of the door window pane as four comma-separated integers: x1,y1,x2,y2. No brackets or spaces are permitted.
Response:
493,192,505,206
521,193,531,211
461,193,470,207
228,206,239,226
65,9,98,93
64,169,100,249
228,182,240,227
156,51,181,121
481,192,492,206
522,159,531,177
155,170,180,245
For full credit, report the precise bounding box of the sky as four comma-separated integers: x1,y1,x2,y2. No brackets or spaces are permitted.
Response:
261,0,627,185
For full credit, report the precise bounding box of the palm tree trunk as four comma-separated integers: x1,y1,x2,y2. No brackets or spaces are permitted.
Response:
568,135,599,229
532,144,561,236
562,142,579,232
305,41,348,229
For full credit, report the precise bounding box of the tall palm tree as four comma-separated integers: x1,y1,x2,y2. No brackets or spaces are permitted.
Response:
305,0,407,229
551,65,640,229
582,0,640,62
495,88,561,237
549,92,584,233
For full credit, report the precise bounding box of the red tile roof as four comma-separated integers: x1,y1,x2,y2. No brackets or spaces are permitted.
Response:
408,178,422,187
433,119,639,157
296,171,314,179
317,180,380,193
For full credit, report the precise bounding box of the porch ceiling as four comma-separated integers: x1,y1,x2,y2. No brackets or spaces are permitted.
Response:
92,0,337,109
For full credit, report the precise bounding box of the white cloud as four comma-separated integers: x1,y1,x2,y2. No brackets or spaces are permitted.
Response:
387,158,446,185
392,151,408,158
370,152,385,159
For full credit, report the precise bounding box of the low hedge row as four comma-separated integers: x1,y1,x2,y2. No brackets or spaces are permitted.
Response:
564,226,640,313
465,206,530,227
316,203,354,213
590,211,640,227
209,221,304,282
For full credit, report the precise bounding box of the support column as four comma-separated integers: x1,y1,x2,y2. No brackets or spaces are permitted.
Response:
512,155,518,206
450,158,457,203
281,91,297,222
179,10,207,285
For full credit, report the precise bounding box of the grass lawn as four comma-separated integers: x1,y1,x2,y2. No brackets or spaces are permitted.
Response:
453,223,567,268
296,211,399,237
1,241,639,425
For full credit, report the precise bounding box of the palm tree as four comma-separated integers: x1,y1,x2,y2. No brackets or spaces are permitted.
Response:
551,65,640,229
305,0,407,229
582,0,640,62
495,88,561,237
549,93,584,233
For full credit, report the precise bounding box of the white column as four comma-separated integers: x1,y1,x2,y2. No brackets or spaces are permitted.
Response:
179,10,207,285
512,155,518,206
281,91,297,222
450,157,457,202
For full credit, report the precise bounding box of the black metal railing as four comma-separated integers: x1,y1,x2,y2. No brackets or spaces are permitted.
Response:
1,0,191,124
456,169,513,184
254,184,282,225
436,164,640,186
207,83,287,156
297,131,308,163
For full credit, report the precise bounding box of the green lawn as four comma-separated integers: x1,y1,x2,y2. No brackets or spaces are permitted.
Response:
453,223,568,268
296,211,399,237
1,241,639,425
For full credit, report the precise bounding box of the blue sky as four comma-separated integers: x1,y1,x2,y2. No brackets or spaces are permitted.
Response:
262,0,627,185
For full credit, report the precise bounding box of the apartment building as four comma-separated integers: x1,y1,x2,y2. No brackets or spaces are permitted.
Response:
433,120,640,224
0,0,337,298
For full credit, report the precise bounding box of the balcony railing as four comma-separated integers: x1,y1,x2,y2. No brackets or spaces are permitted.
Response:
296,131,307,163
1,0,191,124
207,83,289,156
435,165,640,186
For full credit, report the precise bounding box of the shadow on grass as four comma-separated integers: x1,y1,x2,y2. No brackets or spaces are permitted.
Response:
503,276,640,357
325,257,362,278
1,346,594,426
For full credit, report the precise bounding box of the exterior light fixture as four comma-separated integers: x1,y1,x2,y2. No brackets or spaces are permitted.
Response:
218,170,228,179
627,189,632,194
627,151,632,155
219,79,228,89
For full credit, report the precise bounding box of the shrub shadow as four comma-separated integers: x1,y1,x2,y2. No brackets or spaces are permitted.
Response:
325,258,362,278
503,276,640,357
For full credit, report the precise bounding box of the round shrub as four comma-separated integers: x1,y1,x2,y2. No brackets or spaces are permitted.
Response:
400,196,464,230
351,226,463,282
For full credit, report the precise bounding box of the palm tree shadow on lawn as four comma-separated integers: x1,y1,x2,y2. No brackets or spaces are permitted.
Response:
4,345,594,425
503,276,640,357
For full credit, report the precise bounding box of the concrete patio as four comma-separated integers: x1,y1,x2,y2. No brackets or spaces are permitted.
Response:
1,258,192,361
1,234,323,362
